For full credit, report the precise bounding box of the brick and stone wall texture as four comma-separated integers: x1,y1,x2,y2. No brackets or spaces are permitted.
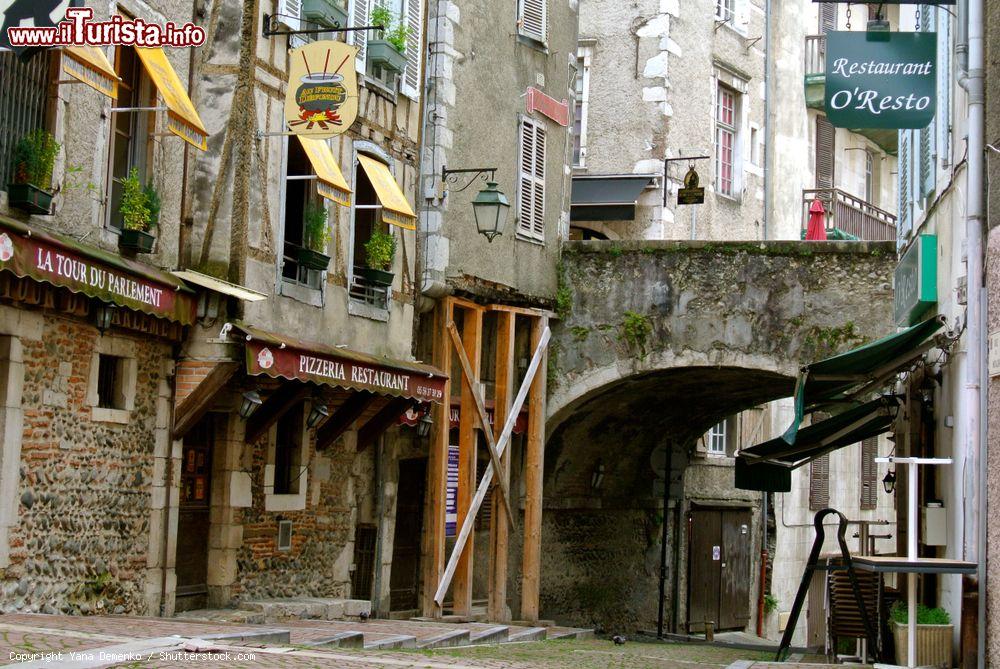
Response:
0,313,170,615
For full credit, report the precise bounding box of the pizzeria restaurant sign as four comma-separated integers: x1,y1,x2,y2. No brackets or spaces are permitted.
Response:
825,31,936,129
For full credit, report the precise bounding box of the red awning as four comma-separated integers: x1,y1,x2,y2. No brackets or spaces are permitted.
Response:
399,400,528,433
0,215,197,325
229,321,447,404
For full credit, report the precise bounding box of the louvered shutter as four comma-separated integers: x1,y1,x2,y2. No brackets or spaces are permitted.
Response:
277,0,302,31
860,438,878,510
518,0,546,44
349,0,369,73
898,131,911,240
937,8,951,168
918,7,936,199
809,454,830,511
399,0,422,99
517,118,546,241
819,3,837,33
815,115,835,189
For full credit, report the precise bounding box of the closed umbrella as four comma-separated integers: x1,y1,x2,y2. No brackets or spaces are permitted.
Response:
806,198,828,240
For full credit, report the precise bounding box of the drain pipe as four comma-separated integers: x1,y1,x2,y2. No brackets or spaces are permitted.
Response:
762,0,771,240
957,0,985,662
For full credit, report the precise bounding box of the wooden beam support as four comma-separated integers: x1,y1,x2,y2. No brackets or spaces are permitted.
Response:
357,397,413,451
244,383,311,444
450,296,486,313
172,361,240,439
447,321,514,527
521,315,549,622
488,309,516,622
422,298,453,617
452,307,483,617
486,304,557,319
316,391,377,451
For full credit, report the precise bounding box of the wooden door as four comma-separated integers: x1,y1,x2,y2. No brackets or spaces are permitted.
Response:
688,508,753,632
720,510,752,629
390,458,426,611
175,418,214,611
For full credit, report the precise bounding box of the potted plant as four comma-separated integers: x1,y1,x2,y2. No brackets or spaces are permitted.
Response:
7,129,59,215
890,602,953,669
367,6,408,73
303,0,348,29
359,229,395,286
117,168,157,253
298,203,332,271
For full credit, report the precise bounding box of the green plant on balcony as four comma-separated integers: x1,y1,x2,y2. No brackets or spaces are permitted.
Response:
298,203,332,271
367,6,408,74
117,168,158,253
360,228,396,287
8,129,60,215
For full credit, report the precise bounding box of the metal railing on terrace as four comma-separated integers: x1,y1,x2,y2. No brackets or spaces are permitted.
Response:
802,188,898,241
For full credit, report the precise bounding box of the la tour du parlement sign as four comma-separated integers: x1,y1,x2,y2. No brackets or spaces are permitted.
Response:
825,31,937,129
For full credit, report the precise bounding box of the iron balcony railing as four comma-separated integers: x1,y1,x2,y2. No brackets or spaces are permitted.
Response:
805,35,826,77
802,188,898,241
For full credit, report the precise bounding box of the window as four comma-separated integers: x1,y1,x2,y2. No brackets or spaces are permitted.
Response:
359,0,421,95
819,3,837,33
517,0,547,45
860,438,878,510
349,155,391,309
572,47,591,168
517,117,546,241
273,408,303,495
715,0,734,21
809,454,830,510
864,150,880,205
750,126,761,167
96,354,124,409
707,420,728,455
282,138,324,289
715,84,738,197
0,51,51,190
277,520,293,551
106,46,153,230
815,115,835,189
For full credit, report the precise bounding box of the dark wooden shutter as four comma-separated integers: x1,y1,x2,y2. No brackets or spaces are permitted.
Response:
815,115,836,189
819,4,837,33
899,133,911,236
860,438,878,510
809,454,830,510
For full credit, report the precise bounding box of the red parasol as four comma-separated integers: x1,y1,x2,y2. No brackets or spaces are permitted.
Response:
805,198,828,241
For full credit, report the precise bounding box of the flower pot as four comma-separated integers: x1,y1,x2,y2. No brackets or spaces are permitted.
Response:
303,0,349,28
6,183,53,215
367,40,406,73
358,267,394,287
118,229,156,254
892,622,953,669
297,247,331,271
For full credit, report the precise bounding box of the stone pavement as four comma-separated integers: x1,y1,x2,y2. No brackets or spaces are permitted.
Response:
0,614,851,668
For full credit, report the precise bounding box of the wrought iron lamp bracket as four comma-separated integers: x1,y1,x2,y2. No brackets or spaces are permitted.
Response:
441,166,498,193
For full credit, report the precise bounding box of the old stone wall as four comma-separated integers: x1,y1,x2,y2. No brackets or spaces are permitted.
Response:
0,312,171,615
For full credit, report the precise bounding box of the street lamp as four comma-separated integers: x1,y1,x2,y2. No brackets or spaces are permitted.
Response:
239,390,262,419
417,408,433,438
307,402,329,428
882,469,896,495
93,302,116,334
441,166,509,242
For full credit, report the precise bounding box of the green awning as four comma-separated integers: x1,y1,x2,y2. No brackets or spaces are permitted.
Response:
783,315,946,444
736,397,897,492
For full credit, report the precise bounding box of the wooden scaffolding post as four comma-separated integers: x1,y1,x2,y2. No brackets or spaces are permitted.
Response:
520,315,548,622
421,298,453,617
488,310,516,621
452,304,483,616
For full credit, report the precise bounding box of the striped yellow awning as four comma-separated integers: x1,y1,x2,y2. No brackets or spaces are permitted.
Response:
358,155,416,230
62,46,120,99
298,136,351,207
135,47,209,151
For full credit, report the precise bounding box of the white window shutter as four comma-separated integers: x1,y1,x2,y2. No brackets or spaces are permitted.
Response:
517,0,546,44
936,8,951,168
400,0,422,99
350,0,369,73
517,119,546,241
277,0,302,31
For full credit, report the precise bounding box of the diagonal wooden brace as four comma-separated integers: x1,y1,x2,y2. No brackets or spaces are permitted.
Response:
447,321,515,528
434,326,551,607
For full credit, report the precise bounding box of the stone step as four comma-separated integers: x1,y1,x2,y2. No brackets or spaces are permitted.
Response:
297,631,365,649
415,628,472,649
546,626,595,640
236,597,371,623
363,633,417,650
505,626,548,643
467,624,510,644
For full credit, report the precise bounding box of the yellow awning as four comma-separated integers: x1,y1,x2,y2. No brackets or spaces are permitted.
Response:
63,46,120,99
135,47,209,151
358,154,416,230
298,136,351,207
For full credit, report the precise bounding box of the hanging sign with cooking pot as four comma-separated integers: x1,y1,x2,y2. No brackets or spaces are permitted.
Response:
825,31,936,129
285,40,359,138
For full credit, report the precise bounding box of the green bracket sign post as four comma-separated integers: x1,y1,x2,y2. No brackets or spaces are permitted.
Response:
894,234,938,326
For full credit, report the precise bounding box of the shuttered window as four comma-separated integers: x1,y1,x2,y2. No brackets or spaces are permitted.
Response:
517,0,546,45
517,117,546,241
715,0,734,21
819,3,837,33
809,454,830,510
349,0,369,73
399,0,423,99
277,0,303,31
898,132,911,239
815,115,835,189
860,438,878,510
936,8,951,169
918,6,936,200
0,51,51,190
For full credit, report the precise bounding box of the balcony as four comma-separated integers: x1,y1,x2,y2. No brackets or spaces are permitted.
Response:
802,188,897,241
803,35,898,155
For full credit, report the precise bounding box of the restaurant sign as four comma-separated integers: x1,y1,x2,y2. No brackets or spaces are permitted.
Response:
677,167,705,205
894,234,937,326
825,31,936,129
285,40,359,139
0,221,196,325
245,340,447,403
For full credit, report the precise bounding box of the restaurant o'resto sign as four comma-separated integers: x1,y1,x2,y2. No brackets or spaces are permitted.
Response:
825,31,936,129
